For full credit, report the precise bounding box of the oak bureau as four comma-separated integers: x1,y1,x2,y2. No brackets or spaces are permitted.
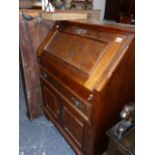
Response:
37,20,135,155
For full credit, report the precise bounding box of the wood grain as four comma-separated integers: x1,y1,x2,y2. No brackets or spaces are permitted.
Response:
37,20,135,155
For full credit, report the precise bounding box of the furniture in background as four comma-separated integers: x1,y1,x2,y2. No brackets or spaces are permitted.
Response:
37,20,135,155
19,0,94,10
20,17,55,119
106,103,135,155
53,0,93,10
41,9,101,21
104,0,135,24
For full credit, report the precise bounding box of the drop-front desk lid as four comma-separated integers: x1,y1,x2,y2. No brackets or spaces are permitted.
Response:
37,20,134,91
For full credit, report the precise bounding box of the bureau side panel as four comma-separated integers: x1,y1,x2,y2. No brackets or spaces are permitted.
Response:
87,38,135,155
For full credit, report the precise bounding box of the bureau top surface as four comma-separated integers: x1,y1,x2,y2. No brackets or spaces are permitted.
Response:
38,21,134,91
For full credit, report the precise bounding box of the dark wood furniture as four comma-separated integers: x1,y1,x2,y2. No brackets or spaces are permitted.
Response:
19,17,55,119
20,9,101,21
37,20,135,155
104,0,135,24
107,125,134,155
106,103,135,155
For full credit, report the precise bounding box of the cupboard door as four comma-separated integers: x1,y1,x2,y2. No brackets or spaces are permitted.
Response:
62,107,84,148
43,86,60,119
41,79,86,149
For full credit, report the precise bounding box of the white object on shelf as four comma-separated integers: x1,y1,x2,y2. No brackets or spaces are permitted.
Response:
42,0,55,12
42,0,45,10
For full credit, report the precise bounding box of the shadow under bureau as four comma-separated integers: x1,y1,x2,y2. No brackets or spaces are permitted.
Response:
37,20,135,155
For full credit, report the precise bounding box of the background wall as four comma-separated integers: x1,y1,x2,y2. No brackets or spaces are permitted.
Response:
93,0,106,21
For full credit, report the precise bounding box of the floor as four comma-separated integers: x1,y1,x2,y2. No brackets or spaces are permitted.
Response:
19,76,76,155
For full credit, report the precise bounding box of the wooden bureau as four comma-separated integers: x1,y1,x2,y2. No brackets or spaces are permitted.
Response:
37,21,135,155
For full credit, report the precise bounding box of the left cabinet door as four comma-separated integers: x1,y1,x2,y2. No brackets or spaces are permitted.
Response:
42,85,60,119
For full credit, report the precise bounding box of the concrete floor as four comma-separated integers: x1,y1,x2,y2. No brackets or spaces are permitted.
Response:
19,76,76,155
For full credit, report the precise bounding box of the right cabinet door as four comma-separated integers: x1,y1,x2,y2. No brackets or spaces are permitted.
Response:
62,106,85,149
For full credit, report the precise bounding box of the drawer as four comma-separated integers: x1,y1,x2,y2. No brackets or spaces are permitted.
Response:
40,67,90,119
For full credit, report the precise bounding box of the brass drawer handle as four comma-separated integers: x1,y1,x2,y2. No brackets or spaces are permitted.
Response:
71,97,82,108
71,97,87,114
87,94,94,101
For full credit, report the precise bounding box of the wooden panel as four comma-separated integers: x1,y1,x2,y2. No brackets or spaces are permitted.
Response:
20,9,100,21
44,31,108,76
84,34,129,90
59,24,117,43
19,18,55,119
40,51,88,84
41,12,87,21
63,107,84,148
43,87,59,118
